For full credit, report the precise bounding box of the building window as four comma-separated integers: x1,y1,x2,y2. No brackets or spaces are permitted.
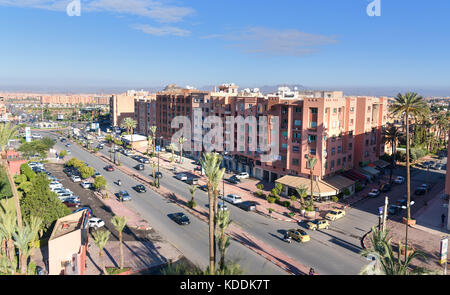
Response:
338,146,342,153
282,143,287,149
293,146,300,153
310,148,316,155
348,155,352,161
311,108,318,114
349,131,353,137
293,133,301,139
308,135,316,143
331,148,335,155
282,131,288,137
294,120,302,126
366,139,369,146
292,159,299,166
333,108,337,114
349,143,353,149
331,160,335,168
365,151,369,157
337,159,341,166
350,107,354,112
295,107,302,113
310,121,317,128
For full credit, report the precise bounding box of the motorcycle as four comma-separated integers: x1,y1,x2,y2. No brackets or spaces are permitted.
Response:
117,180,121,186
283,235,292,243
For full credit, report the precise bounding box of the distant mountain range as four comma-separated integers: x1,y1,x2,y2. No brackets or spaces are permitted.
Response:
1,84,450,98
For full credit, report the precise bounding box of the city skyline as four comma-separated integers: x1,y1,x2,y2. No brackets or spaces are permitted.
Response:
1,0,450,94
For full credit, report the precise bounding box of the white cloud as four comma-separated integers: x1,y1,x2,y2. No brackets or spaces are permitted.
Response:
0,0,194,23
204,27,338,56
132,24,190,36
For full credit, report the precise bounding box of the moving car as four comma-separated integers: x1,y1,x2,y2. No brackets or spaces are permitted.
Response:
123,149,133,156
379,183,391,193
171,213,190,225
217,201,228,211
415,187,427,195
234,172,249,180
186,177,198,185
223,194,243,204
394,176,405,184
368,189,380,198
175,173,188,181
237,201,257,212
139,157,150,164
88,217,105,229
135,164,145,171
104,165,115,172
96,143,104,149
306,219,330,231
325,209,346,221
118,190,132,201
287,229,310,243
388,204,402,215
65,143,71,147
134,184,147,193
71,175,81,183
198,185,208,192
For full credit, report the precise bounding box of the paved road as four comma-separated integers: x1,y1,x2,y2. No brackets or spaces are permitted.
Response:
40,131,286,275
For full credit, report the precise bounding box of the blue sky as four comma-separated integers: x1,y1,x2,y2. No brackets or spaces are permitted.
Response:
1,0,449,93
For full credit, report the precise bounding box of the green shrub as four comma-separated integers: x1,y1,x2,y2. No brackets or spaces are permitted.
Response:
267,208,274,214
355,182,363,192
267,197,276,204
306,205,315,212
106,267,132,275
342,187,350,196
332,196,339,202
288,212,295,217
290,195,297,202
187,200,197,208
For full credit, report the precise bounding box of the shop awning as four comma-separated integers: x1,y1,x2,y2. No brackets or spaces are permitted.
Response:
373,159,390,169
360,166,380,176
321,175,356,192
275,175,338,197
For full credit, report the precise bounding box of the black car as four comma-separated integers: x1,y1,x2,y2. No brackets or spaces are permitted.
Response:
379,183,391,192
198,185,208,192
171,213,190,225
237,201,257,212
135,164,145,170
134,184,147,193
150,172,163,178
226,177,241,184
186,177,198,185
415,187,426,195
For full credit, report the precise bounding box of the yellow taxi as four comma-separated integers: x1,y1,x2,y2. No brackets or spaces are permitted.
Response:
325,209,346,221
306,219,330,231
287,229,310,243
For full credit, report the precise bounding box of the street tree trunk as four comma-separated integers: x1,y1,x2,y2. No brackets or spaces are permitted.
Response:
406,112,411,220
119,231,124,269
208,187,215,275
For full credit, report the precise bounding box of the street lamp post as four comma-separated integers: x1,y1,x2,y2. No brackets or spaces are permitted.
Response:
401,201,415,262
156,136,163,188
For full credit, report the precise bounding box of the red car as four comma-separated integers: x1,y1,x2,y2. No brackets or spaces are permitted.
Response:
63,199,81,208
104,165,115,172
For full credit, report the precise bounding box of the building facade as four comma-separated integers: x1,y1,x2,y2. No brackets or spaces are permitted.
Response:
134,96,157,136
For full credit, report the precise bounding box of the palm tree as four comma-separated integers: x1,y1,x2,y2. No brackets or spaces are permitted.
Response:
121,118,137,150
0,123,22,229
150,125,157,155
188,184,197,207
178,136,187,164
216,209,231,271
306,155,317,207
383,124,401,182
12,224,33,274
111,216,127,269
169,143,176,163
92,229,111,275
26,215,42,264
150,161,157,180
295,185,308,211
147,135,153,155
200,152,225,275
0,209,17,266
390,93,428,220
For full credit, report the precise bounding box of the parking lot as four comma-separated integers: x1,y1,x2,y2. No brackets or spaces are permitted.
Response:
44,163,163,243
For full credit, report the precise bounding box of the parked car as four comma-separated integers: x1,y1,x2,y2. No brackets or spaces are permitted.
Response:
171,213,190,225
139,157,150,164
134,185,147,193
104,165,115,172
234,172,249,180
94,171,101,178
368,189,380,198
175,173,188,181
118,190,132,201
223,194,243,204
186,177,198,185
379,183,391,193
394,176,405,184
287,229,310,243
80,181,93,189
63,198,81,208
226,177,241,184
96,144,104,149
388,204,402,215
135,164,145,171
198,185,208,192
217,201,228,211
88,217,105,229
237,201,257,212
49,181,63,189
65,143,71,148
325,209,346,221
71,175,81,183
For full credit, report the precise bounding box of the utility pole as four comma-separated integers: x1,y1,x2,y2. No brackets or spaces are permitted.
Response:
382,196,389,232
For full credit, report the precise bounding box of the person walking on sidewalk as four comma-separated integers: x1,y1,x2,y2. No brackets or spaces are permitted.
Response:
309,268,315,275
441,214,446,227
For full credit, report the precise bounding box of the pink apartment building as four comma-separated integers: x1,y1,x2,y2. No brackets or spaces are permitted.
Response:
134,96,157,136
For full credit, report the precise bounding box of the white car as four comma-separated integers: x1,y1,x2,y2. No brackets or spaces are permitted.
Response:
223,194,243,204
71,175,81,182
80,181,93,189
57,192,74,199
176,173,188,181
49,182,63,189
88,217,105,229
235,172,249,180
394,176,405,184
368,189,380,198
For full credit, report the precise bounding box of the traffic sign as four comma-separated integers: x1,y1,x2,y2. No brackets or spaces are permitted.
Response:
155,146,161,152
378,206,384,215
440,236,448,264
